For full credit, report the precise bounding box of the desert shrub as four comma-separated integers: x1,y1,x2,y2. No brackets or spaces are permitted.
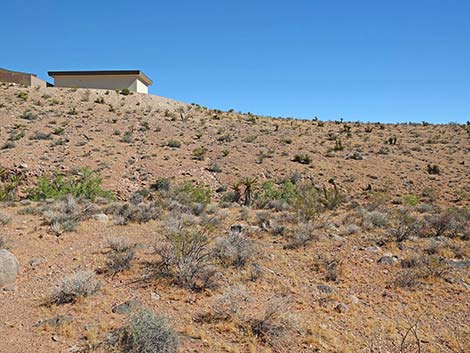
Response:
120,88,130,96
120,130,134,143
403,194,420,207
207,162,222,173
254,181,296,210
150,177,170,192
166,140,181,148
213,234,256,267
50,271,101,304
362,209,388,228
108,202,162,225
0,235,6,249
105,237,136,275
387,208,419,242
156,214,216,290
30,131,52,140
171,182,211,206
427,164,441,175
324,258,342,282
396,253,450,289
294,181,323,222
28,168,114,201
1,141,16,150
284,222,318,249
195,286,248,323
19,110,37,120
117,309,178,353
0,212,11,225
293,153,311,164
250,296,295,351
421,208,470,239
192,146,207,160
0,176,23,202
42,194,84,234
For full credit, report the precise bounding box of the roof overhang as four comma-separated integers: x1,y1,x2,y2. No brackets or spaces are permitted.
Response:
48,70,153,86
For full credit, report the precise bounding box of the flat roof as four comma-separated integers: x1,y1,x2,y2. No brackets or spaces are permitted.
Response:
48,70,153,86
0,68,37,77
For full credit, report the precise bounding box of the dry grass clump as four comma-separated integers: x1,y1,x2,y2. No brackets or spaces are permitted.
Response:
116,309,178,353
213,234,257,267
249,296,297,351
105,236,136,275
0,212,12,225
50,271,101,304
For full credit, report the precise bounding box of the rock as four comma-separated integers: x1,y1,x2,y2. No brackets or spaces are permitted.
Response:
112,300,142,314
93,213,109,222
2,284,17,291
378,254,398,265
317,284,333,294
29,257,47,267
334,303,348,313
365,245,381,252
0,250,20,288
151,292,161,301
348,295,359,304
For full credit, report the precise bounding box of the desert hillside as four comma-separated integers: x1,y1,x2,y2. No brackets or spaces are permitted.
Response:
0,83,469,353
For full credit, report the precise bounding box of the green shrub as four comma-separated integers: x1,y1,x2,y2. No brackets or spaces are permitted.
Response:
0,171,23,202
172,182,211,206
120,88,130,96
167,140,181,148
150,177,170,193
27,168,114,201
403,194,420,207
293,154,311,164
192,146,207,160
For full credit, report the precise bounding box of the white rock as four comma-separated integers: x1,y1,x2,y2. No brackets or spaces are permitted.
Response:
0,250,20,288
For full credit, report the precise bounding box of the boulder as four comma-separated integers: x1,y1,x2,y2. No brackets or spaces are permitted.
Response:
0,250,20,288
93,213,109,222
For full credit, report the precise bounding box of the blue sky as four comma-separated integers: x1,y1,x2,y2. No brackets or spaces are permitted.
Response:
2,0,469,123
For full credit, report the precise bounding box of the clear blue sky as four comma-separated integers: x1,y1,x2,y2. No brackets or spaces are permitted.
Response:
2,0,469,123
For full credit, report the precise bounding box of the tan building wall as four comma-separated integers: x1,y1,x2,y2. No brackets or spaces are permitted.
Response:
52,75,148,93
0,69,46,88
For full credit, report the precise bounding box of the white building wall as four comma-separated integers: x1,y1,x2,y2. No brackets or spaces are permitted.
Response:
53,75,148,93
129,79,148,93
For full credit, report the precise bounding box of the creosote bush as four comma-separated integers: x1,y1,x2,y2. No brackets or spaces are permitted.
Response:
156,213,216,290
50,271,101,304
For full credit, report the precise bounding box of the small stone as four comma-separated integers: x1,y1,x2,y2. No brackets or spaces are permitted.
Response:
52,335,60,342
93,213,109,222
365,246,381,252
29,257,47,267
151,292,161,301
334,303,348,313
378,255,398,265
348,295,359,304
